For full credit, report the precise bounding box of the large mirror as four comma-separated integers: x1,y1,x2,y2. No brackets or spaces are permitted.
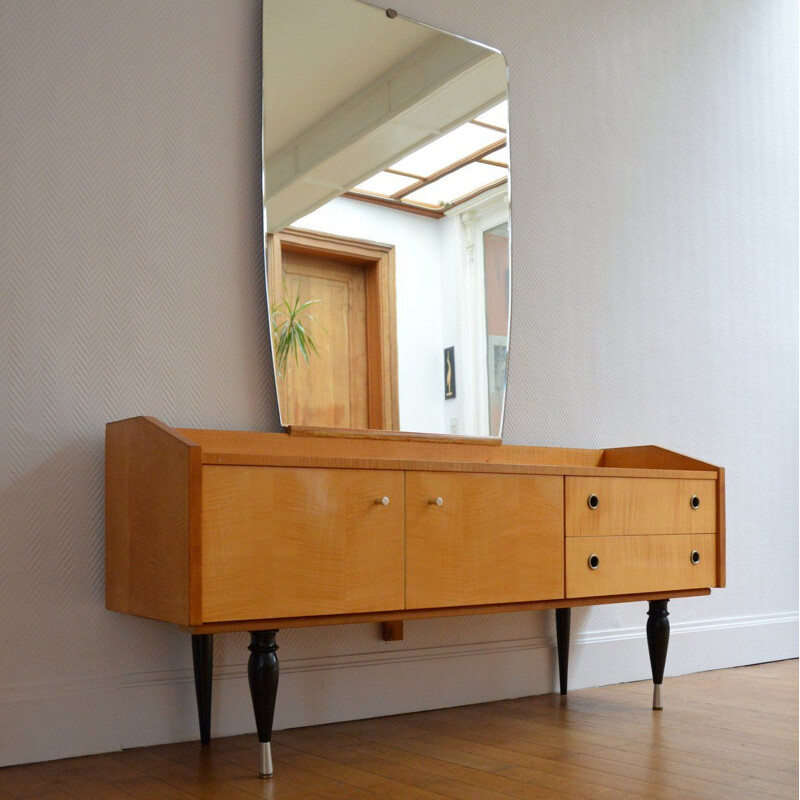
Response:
263,0,510,437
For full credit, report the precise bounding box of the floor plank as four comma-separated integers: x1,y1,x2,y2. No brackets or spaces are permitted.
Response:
0,660,796,800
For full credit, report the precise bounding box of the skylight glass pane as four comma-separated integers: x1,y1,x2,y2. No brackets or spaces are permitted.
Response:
390,123,503,178
482,144,508,165
404,162,506,207
475,100,508,130
352,171,418,197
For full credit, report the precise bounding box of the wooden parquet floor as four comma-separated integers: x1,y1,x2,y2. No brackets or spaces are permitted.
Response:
1,660,796,800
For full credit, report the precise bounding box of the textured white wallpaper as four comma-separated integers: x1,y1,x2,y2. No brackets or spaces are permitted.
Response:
1,0,797,766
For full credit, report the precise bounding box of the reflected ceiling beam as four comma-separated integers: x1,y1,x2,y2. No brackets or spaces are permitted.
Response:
264,37,506,233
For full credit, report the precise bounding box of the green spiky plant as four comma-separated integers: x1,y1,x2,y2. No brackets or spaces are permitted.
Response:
271,283,322,377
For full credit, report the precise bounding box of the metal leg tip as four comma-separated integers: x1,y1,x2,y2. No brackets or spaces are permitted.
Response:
652,684,662,710
259,742,274,779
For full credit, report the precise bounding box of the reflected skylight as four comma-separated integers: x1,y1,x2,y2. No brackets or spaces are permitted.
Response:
350,100,508,213
404,162,506,207
483,144,508,166
390,124,503,178
353,171,418,197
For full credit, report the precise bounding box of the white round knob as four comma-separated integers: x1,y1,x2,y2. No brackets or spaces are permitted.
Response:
429,497,444,506
376,496,390,506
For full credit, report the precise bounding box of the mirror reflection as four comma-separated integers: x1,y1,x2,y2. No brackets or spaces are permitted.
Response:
263,0,510,437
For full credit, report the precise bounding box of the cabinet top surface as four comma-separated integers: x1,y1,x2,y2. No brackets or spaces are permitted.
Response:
107,417,721,479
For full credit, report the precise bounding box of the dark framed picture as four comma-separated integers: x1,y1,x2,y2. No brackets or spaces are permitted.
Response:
444,346,456,399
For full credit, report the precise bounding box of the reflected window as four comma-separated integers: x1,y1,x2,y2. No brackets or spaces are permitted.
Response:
350,100,508,214
483,222,509,436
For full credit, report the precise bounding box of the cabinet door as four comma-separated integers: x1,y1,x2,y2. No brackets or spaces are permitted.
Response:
201,467,404,622
406,472,564,609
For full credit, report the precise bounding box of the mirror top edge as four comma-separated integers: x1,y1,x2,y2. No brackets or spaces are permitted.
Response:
350,0,508,61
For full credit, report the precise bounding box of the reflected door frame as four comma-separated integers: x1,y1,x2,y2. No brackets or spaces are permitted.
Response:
452,190,509,437
267,227,399,430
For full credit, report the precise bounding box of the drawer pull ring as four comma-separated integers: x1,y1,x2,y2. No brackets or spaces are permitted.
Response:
588,554,600,570
376,496,390,506
429,497,444,506
690,495,700,509
587,493,599,510
690,550,701,565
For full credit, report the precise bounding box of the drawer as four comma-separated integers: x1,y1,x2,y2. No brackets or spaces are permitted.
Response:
405,472,563,608
200,466,404,622
566,534,716,598
565,477,716,537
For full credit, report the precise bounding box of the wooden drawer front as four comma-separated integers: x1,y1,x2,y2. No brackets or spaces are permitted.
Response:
201,466,404,622
566,534,716,597
565,477,716,537
406,472,564,609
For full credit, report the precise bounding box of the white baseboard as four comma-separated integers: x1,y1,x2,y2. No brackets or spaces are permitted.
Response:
1,611,796,768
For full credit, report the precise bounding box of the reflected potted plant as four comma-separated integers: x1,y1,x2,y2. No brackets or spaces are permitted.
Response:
271,283,322,376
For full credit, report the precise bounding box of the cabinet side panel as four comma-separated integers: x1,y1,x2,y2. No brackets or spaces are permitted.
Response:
601,445,717,471
717,467,726,587
105,422,130,613
105,417,196,624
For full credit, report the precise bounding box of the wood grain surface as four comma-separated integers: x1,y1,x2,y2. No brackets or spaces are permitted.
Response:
566,533,717,597
105,416,201,625
201,467,405,622
566,477,717,536
405,472,564,608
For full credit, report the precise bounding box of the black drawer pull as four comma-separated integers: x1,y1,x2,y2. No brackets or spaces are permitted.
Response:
587,493,599,510
690,495,700,509
588,553,600,570
690,550,701,565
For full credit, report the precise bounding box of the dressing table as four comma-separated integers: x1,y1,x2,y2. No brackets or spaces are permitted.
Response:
105,0,725,778
105,417,724,776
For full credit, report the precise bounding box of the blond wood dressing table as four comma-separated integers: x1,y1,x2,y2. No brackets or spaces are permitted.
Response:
105,416,725,778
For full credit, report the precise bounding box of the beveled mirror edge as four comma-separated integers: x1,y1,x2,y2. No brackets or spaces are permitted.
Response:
262,0,512,441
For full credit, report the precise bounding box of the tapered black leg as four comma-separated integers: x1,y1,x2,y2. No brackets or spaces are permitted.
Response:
248,630,279,778
646,600,670,710
191,634,213,745
555,607,571,695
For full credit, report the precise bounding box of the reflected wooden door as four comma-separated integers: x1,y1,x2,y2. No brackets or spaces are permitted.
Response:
269,228,398,430
281,250,367,428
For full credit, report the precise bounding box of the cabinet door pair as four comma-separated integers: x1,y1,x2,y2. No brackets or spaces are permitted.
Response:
200,467,563,623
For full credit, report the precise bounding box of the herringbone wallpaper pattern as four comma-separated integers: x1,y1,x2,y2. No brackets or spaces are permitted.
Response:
1,0,797,765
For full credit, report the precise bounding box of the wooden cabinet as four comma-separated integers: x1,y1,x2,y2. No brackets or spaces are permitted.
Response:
406,472,563,608
104,418,726,773
201,466,404,622
105,418,726,626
